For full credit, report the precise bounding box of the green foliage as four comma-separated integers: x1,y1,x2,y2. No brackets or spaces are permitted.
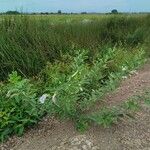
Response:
0,72,44,141
88,107,119,127
126,28,146,46
0,47,145,141
123,100,140,112
88,99,141,128
75,116,89,132
89,89,148,129
0,14,149,142
0,14,149,80
142,90,150,106
39,48,145,130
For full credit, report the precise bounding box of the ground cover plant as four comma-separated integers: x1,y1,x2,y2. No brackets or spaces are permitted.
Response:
0,14,150,142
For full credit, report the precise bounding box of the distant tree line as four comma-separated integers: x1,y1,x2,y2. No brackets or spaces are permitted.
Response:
5,11,20,15
0,9,149,15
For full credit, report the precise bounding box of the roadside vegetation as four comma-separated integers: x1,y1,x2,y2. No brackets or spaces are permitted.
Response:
0,14,150,142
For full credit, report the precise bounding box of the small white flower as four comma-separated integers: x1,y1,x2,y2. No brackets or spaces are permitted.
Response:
122,76,127,79
122,66,128,71
39,94,49,104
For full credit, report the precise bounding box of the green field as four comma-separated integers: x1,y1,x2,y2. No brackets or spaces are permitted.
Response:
0,14,150,141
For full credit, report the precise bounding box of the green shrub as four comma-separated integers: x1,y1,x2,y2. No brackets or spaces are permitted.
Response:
0,72,43,141
39,47,145,129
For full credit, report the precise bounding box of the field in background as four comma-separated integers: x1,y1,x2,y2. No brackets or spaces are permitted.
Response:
0,14,150,141
0,14,150,79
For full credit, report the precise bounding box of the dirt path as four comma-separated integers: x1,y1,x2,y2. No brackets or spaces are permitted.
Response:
1,62,150,150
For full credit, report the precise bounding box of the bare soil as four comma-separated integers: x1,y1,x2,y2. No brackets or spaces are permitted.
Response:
1,62,150,150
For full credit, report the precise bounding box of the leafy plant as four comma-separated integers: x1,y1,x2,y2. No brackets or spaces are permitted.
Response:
0,72,43,141
88,107,119,127
123,100,140,112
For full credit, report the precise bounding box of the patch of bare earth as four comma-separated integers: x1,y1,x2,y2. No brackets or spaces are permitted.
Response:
1,62,150,150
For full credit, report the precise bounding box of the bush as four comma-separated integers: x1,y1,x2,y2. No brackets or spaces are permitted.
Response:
111,9,118,14
39,47,145,129
0,72,43,141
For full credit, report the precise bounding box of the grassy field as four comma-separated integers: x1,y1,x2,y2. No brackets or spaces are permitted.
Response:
0,14,150,79
0,14,150,141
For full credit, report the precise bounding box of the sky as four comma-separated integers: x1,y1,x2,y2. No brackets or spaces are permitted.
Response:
0,0,150,13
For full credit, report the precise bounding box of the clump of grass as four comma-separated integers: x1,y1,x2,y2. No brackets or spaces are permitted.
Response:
36,47,145,130
87,99,140,129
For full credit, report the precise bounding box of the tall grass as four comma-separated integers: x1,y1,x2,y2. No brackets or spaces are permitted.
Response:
0,14,150,80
